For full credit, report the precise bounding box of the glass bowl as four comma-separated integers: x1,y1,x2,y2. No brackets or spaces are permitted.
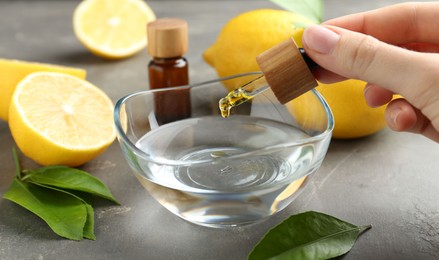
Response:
114,72,334,228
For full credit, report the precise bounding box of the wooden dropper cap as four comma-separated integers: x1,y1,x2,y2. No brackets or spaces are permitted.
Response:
256,38,318,104
147,18,188,58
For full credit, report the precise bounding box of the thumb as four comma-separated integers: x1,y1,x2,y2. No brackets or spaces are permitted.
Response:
302,25,439,134
302,25,437,104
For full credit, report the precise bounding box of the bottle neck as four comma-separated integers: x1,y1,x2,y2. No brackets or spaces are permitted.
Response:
152,56,186,65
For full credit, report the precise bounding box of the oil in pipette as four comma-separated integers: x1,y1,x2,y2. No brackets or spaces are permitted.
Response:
219,75,269,118
219,39,319,118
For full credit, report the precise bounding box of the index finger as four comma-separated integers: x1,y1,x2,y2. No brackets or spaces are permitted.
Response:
323,2,439,45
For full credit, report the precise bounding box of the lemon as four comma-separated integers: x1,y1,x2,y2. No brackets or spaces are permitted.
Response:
286,90,330,134
204,9,390,139
73,0,156,59
0,59,86,121
9,72,116,166
203,9,314,90
316,80,388,139
287,80,388,139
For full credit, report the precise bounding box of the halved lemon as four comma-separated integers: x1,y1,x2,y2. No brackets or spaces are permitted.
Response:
73,0,156,59
0,59,86,121
9,72,116,166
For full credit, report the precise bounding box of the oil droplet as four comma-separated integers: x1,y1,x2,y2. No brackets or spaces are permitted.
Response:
211,151,227,158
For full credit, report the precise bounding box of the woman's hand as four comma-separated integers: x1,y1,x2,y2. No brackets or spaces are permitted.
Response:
302,2,439,141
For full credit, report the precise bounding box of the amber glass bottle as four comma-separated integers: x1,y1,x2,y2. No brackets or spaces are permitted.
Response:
147,18,191,124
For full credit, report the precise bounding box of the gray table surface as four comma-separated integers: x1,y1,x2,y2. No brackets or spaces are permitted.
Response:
1,0,439,259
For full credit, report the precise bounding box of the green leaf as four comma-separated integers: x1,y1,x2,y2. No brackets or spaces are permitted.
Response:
248,211,371,260
12,148,21,179
28,182,97,240
23,166,119,204
3,178,87,241
269,0,324,23
83,203,96,240
68,191,96,240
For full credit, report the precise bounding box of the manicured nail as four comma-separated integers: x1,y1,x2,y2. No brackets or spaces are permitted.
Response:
363,84,376,107
363,84,371,96
390,107,402,128
303,25,340,54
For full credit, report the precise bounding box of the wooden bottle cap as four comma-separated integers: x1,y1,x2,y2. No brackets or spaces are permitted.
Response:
147,18,188,58
256,38,318,104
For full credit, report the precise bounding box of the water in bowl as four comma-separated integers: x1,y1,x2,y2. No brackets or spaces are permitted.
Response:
133,115,317,227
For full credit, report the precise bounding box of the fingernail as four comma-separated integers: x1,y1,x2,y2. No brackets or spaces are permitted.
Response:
303,25,340,54
363,84,371,97
390,108,402,128
363,84,376,107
